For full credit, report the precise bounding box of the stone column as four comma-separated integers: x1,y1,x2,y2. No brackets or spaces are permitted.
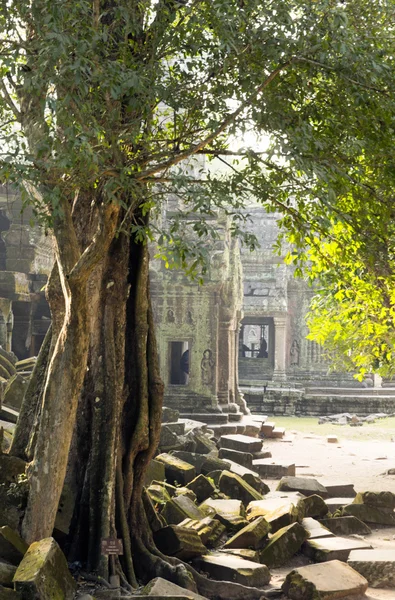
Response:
217,307,233,406
273,315,287,381
234,319,250,414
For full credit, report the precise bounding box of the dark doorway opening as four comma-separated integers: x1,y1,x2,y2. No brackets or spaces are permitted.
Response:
169,341,189,385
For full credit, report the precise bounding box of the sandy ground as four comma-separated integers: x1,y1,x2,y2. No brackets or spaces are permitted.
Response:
247,418,395,599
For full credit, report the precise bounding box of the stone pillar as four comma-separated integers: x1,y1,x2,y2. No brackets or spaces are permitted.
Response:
273,315,287,381
217,307,233,407
234,319,250,414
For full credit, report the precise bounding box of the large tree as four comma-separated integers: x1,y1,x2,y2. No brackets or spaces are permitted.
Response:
1,0,394,595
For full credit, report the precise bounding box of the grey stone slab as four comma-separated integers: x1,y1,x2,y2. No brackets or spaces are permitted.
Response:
348,549,395,588
319,516,372,536
218,434,263,454
143,577,208,600
302,518,334,539
282,560,368,599
303,536,372,563
320,482,356,498
259,522,307,568
252,459,295,478
195,554,271,587
277,476,328,498
324,498,352,513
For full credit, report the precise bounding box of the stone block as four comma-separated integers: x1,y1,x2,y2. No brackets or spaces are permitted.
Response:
299,495,329,519
353,490,395,510
218,448,253,469
162,496,204,525
343,503,395,525
277,477,328,498
162,407,180,423
0,455,26,485
224,460,270,495
321,482,356,498
252,459,295,479
219,471,263,505
155,454,196,486
174,487,197,503
218,434,263,454
193,432,217,455
282,560,368,599
13,537,76,600
217,548,259,562
147,484,172,507
199,499,247,532
159,426,179,449
200,456,230,476
260,422,275,437
325,498,353,513
224,516,270,550
0,587,20,599
143,577,208,600
270,427,285,439
302,518,334,540
0,561,16,586
171,452,208,473
319,516,372,536
259,522,307,568
2,376,27,411
0,527,28,566
195,554,271,587
247,495,305,533
178,517,225,547
153,526,207,560
327,436,338,443
144,459,166,486
186,475,215,503
348,549,395,588
302,536,372,563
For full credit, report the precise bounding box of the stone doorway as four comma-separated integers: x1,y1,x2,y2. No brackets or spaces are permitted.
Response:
238,317,274,383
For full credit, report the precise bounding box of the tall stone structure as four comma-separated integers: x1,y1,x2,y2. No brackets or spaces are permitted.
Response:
0,185,52,360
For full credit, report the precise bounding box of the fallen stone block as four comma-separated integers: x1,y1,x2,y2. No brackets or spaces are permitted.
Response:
260,422,275,437
199,499,247,532
2,375,27,411
0,560,16,586
147,484,172,508
217,548,259,562
299,494,328,519
219,471,263,505
259,522,307,568
218,448,253,469
224,460,270,495
252,459,295,479
218,434,263,454
193,432,217,455
302,518,334,540
200,456,230,476
143,577,208,600
162,495,204,525
161,407,180,423
321,482,356,498
269,427,285,439
144,459,165,486
277,476,328,498
343,503,395,525
224,516,270,550
0,527,28,566
348,549,395,588
247,494,304,533
302,536,372,563
353,490,395,511
178,517,225,547
153,526,207,560
325,498,355,513
186,475,215,503
195,554,270,587
143,489,166,532
0,455,26,486
155,454,196,486
282,560,368,599
0,587,20,598
13,537,76,600
174,487,197,503
319,516,372,536
327,435,338,443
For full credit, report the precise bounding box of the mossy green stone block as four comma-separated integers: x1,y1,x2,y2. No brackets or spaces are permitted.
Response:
260,522,307,568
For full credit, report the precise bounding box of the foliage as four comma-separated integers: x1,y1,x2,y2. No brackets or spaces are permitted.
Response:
0,0,394,282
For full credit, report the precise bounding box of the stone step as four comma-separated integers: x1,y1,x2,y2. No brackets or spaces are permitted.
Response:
252,459,295,478
179,412,228,425
267,427,285,439
208,424,239,439
260,421,275,436
227,412,243,422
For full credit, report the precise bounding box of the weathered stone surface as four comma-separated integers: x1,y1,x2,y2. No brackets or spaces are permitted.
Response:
353,490,395,510
153,526,207,560
171,452,208,473
325,498,354,513
319,516,372,536
200,456,230,476
195,554,271,587
217,548,259,562
321,483,356,498
299,495,328,519
247,495,304,533
2,375,27,411
159,425,179,448
0,455,26,485
277,477,328,498
0,528,28,566
174,487,197,503
143,489,167,532
155,454,196,486
178,517,225,547
199,499,247,532
282,560,368,599
348,549,395,588
186,475,215,503
162,496,204,525
162,407,180,423
219,434,263,454
302,518,334,540
259,522,307,568
224,461,269,495
302,536,372,563
224,516,270,550
0,587,20,599
252,460,295,479
0,561,16,586
343,503,395,525
144,459,166,486
143,577,208,600
218,448,253,469
147,484,172,507
13,537,76,600
193,433,217,455
218,471,263,505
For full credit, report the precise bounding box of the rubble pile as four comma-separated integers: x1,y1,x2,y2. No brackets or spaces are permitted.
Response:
318,412,395,426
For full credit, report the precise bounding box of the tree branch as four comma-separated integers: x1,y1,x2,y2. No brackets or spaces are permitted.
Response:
0,78,21,119
136,59,295,180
